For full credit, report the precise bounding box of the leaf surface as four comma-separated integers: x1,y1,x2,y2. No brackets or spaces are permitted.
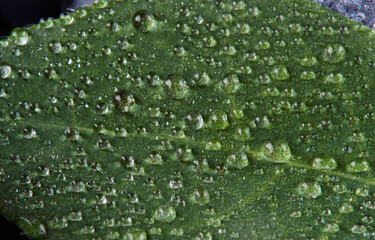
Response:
1,0,375,239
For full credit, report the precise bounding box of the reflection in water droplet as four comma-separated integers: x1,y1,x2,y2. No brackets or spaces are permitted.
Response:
132,10,158,32
153,206,176,222
297,182,322,198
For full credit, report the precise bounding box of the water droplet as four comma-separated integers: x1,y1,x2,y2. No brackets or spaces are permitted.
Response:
165,76,189,99
132,10,158,33
64,127,80,141
258,40,270,50
299,56,318,66
23,127,37,139
351,224,367,234
297,182,322,198
196,72,211,86
48,217,68,230
339,203,353,214
270,65,290,80
234,125,251,141
61,15,74,25
312,157,337,170
209,110,229,130
1,65,12,79
205,140,221,150
113,90,136,113
17,218,46,239
346,160,370,173
185,113,204,131
153,206,176,223
322,223,339,233
324,73,345,84
221,74,240,94
300,70,316,80
97,138,111,150
192,189,210,205
177,146,194,162
147,152,163,165
355,187,369,197
321,44,346,63
256,141,292,162
226,152,248,169
48,41,63,54
10,28,30,46
68,211,82,221
123,229,147,240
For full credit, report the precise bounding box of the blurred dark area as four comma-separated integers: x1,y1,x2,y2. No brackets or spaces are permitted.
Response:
0,0,94,38
0,216,31,240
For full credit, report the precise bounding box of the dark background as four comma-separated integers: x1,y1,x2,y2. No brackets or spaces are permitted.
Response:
0,0,374,239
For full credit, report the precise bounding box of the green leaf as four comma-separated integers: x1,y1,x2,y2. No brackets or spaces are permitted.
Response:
1,0,375,239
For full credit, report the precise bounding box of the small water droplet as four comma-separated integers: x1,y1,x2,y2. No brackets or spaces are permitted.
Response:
297,182,322,198
153,206,176,223
205,140,221,150
322,223,339,233
23,127,37,139
351,224,367,234
339,203,353,214
147,152,163,165
123,229,147,240
113,90,136,113
324,73,345,84
64,127,80,141
299,56,318,66
132,10,158,33
48,41,63,53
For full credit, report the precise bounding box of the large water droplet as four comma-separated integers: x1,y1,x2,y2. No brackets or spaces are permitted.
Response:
209,110,229,130
226,152,249,169
132,10,158,33
346,160,370,172
10,28,30,46
297,182,322,198
234,125,251,141
312,157,337,170
321,44,346,63
256,141,292,162
153,206,176,223
1,65,12,79
185,113,204,131
48,41,63,53
192,189,210,205
270,65,290,80
221,74,240,94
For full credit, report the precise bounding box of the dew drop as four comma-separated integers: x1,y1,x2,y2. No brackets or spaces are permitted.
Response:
1,65,12,79
48,41,63,54
97,138,111,150
321,44,346,63
300,70,316,80
17,218,46,239
205,140,221,150
324,73,345,84
165,76,189,100
322,223,339,233
123,229,147,240
258,40,270,50
153,206,176,223
185,113,204,131
256,141,292,162
299,56,318,66
10,28,30,46
221,74,240,94
339,203,353,214
197,72,211,86
312,157,337,170
351,224,367,234
226,152,248,169
234,125,251,141
192,189,210,205
177,146,194,162
346,160,370,173
209,110,229,130
297,182,322,198
64,127,80,142
23,127,37,139
147,152,163,165
113,90,136,113
270,65,290,80
132,10,158,33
